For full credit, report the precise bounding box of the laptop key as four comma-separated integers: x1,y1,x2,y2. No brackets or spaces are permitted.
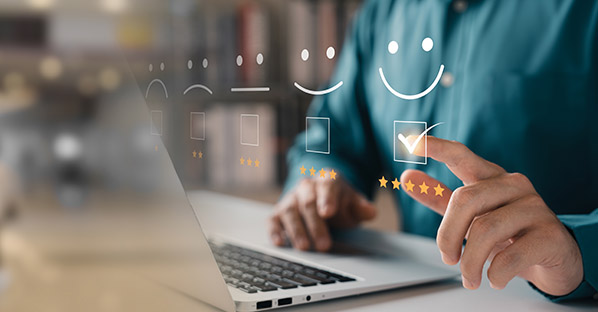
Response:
284,275,317,287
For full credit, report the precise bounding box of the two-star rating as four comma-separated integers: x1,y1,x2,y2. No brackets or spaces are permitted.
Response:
240,157,261,168
300,165,337,180
192,150,204,159
378,176,445,197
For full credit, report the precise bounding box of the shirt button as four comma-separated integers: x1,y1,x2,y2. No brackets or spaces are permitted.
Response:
441,72,454,88
453,0,468,13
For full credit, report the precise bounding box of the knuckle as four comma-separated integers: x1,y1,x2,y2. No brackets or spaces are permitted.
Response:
280,200,297,214
508,172,531,187
493,250,518,269
470,215,495,237
451,186,475,208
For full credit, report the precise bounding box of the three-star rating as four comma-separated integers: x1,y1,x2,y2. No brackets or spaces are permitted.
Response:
378,176,445,197
192,150,204,159
240,157,261,168
300,165,337,180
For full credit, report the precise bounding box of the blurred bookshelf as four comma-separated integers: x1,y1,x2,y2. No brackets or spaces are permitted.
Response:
171,0,364,193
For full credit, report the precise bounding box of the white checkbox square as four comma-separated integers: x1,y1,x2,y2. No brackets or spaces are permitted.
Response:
190,112,206,141
150,110,163,136
394,120,428,165
305,117,330,154
240,114,260,146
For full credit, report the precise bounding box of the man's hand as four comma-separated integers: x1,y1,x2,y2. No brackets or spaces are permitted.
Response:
402,136,583,296
269,177,376,252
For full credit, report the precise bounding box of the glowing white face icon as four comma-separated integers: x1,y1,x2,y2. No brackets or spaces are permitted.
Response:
146,62,168,98
183,58,213,95
294,46,344,96
231,53,270,92
379,38,445,100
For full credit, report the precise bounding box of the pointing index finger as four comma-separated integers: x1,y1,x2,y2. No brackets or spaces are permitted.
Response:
408,136,505,184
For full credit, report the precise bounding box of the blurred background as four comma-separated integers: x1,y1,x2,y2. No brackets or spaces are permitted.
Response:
0,0,404,310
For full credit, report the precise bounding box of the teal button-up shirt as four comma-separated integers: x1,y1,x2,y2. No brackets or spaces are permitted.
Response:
284,0,598,301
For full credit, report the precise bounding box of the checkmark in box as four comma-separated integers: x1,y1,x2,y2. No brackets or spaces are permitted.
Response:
394,120,428,165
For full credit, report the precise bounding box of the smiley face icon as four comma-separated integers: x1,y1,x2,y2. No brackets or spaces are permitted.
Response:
379,38,445,100
294,46,344,95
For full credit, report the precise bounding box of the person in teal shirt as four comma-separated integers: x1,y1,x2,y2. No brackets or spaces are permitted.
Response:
268,0,598,302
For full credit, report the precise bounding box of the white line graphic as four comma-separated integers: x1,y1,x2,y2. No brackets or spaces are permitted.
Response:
379,65,444,100
305,117,331,154
190,112,206,141
231,87,270,92
183,84,213,95
294,81,344,96
240,114,260,146
145,79,169,99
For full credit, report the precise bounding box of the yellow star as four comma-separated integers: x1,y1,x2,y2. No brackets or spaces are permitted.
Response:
391,178,401,190
254,159,260,167
329,169,337,180
240,157,245,165
247,158,252,166
309,167,316,176
419,181,430,194
434,184,445,197
198,151,203,159
379,176,388,188
404,180,415,192
300,166,306,175
319,168,327,178
192,150,197,158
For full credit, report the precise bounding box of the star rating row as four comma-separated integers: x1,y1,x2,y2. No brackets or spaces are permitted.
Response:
240,157,261,168
299,165,337,180
378,176,445,197
192,150,204,159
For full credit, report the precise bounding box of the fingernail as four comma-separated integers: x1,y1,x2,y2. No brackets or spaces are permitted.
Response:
319,205,328,215
489,281,500,290
317,238,330,251
297,237,308,250
271,233,282,245
462,275,474,289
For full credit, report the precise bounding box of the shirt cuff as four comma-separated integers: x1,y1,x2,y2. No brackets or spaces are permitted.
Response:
528,280,597,302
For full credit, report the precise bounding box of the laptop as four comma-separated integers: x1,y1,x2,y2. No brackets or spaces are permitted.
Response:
144,159,459,312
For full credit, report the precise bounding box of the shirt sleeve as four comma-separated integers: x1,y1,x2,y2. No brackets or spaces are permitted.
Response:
283,4,382,198
529,209,598,302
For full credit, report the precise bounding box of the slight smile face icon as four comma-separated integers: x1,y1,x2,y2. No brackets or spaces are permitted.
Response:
294,47,344,95
379,37,445,100
183,58,213,95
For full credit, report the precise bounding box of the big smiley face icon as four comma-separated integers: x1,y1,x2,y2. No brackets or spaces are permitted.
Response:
379,38,445,100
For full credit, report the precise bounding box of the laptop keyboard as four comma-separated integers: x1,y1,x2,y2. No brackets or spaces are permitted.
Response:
209,241,356,294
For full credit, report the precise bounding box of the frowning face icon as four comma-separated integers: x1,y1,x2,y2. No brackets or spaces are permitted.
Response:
378,38,445,100
183,58,213,95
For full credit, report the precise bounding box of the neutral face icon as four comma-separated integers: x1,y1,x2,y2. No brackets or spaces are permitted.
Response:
294,46,344,95
231,53,270,92
379,38,445,100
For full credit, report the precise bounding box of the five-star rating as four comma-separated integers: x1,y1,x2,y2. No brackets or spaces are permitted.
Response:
378,176,445,197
